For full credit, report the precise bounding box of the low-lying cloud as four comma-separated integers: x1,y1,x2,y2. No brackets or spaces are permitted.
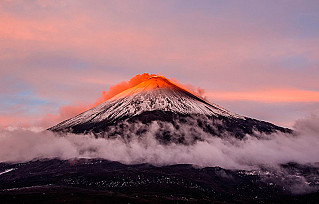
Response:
1,115,319,171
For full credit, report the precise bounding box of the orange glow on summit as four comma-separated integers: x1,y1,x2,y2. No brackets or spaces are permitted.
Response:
93,73,157,106
93,74,201,106
110,75,194,101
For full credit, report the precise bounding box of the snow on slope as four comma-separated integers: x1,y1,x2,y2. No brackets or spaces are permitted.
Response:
51,76,243,130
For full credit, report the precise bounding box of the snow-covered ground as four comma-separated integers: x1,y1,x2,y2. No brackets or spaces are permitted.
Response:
0,168,16,176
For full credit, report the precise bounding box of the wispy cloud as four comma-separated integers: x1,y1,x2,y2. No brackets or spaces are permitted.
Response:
206,89,319,103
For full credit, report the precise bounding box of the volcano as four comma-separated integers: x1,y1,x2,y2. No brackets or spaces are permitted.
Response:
3,76,318,203
49,75,290,142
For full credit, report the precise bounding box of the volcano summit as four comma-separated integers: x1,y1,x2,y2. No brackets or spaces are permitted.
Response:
49,75,290,143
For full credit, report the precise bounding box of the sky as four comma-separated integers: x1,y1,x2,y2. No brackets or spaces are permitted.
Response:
0,0,319,129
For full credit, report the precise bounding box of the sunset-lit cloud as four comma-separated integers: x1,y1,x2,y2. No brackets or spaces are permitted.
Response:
0,0,319,128
206,89,319,103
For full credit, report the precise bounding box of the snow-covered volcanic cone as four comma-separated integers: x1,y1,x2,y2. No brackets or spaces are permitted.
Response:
49,76,290,143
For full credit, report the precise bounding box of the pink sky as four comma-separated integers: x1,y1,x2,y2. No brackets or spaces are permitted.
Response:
1,0,319,128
